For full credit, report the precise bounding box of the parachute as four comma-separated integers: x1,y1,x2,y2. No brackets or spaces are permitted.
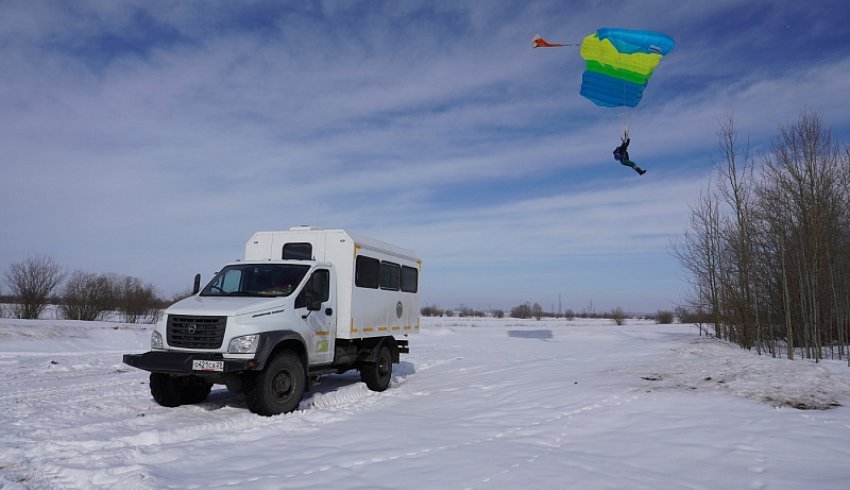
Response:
579,28,675,108
532,28,674,108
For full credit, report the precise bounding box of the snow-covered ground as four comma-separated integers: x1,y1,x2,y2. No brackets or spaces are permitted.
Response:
2,317,850,489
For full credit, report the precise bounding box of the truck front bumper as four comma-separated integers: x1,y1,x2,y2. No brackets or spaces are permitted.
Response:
123,351,255,375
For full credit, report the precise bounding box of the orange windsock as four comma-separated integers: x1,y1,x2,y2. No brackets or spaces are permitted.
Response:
532,34,566,48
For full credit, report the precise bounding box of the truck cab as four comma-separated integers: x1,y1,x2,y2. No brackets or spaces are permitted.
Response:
123,227,420,416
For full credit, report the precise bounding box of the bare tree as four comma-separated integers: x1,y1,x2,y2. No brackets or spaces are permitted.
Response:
511,303,532,319
116,276,162,323
532,303,544,320
610,307,626,325
716,116,762,351
420,305,445,317
60,271,117,321
674,187,723,337
656,310,674,324
5,255,64,319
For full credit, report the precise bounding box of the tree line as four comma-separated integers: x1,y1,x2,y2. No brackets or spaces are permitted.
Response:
421,303,677,325
1,255,166,323
675,112,850,362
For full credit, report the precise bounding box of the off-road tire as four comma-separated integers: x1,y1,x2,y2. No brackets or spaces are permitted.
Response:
244,350,305,416
181,378,213,404
150,373,212,407
361,345,392,392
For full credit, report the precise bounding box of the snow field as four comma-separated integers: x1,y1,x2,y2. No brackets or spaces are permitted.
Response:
1,317,849,489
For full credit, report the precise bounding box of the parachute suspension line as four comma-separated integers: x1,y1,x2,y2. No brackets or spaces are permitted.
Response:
621,81,631,142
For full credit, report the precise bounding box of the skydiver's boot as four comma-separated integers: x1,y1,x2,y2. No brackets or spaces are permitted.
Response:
621,159,645,175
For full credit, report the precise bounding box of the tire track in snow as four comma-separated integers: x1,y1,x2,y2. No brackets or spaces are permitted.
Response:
2,360,435,489
468,391,648,489
0,374,137,406
262,390,648,488
1,348,462,489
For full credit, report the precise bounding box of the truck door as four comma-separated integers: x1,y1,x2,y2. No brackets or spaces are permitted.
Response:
295,268,335,365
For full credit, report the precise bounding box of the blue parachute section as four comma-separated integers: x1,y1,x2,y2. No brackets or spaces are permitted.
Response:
595,28,676,56
580,71,646,108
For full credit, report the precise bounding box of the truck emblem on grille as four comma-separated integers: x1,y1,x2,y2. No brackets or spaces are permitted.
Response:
187,324,197,335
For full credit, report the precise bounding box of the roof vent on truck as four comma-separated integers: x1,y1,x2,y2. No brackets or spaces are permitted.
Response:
289,225,322,231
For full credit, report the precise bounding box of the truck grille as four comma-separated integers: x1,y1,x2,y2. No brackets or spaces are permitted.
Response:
167,315,227,349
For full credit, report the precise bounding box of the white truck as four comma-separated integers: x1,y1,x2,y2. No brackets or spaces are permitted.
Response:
123,227,421,416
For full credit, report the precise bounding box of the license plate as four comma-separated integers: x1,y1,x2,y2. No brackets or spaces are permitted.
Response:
192,360,224,372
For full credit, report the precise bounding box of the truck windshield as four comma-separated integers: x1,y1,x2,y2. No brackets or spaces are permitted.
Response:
200,264,311,298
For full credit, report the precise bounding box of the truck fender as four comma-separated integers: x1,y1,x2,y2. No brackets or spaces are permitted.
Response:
253,330,308,371
362,336,400,364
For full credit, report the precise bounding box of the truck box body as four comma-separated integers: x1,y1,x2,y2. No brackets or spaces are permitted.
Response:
245,227,421,340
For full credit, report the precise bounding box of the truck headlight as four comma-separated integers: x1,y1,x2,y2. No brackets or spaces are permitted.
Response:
151,330,164,350
228,334,259,354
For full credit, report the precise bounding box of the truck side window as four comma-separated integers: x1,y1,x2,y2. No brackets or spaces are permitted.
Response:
401,266,418,293
355,255,379,288
380,262,400,291
282,242,312,260
295,269,330,309
313,269,329,302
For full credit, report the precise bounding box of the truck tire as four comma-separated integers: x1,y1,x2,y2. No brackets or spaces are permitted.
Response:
361,344,392,392
181,378,213,404
244,350,305,416
150,373,212,407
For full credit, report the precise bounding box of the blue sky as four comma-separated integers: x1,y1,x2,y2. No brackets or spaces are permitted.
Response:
2,1,850,313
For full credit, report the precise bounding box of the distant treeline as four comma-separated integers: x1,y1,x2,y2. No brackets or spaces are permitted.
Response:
1,255,179,323
421,303,684,325
676,112,850,362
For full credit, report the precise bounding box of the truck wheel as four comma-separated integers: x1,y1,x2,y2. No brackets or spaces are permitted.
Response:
361,345,392,392
150,373,212,407
244,350,305,416
181,377,213,404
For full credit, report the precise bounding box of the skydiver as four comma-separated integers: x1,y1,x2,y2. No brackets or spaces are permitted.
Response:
613,131,646,175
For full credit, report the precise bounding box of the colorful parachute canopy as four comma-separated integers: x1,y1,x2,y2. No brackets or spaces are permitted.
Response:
579,28,675,108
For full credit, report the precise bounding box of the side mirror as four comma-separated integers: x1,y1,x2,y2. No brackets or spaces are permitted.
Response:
308,299,322,311
192,273,201,295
